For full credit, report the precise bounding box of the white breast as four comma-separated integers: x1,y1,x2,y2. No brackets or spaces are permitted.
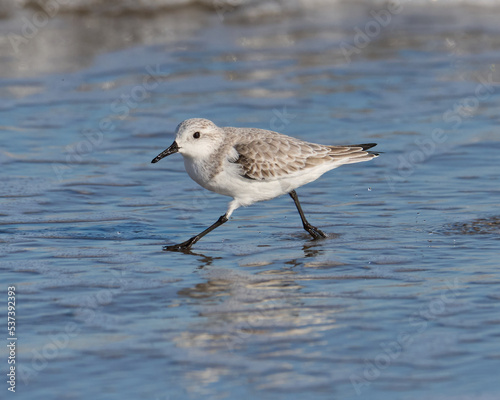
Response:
183,157,211,189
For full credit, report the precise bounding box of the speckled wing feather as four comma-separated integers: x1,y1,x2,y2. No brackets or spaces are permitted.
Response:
227,127,377,181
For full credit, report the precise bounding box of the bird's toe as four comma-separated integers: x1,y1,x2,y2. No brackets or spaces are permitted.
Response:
163,236,198,252
304,224,327,240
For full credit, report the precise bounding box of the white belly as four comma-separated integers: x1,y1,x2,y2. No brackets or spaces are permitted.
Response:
183,154,338,207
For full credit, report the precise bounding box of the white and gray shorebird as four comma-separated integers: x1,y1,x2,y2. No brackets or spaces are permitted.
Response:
152,118,378,251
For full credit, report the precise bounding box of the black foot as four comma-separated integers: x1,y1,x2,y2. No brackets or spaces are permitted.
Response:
304,223,327,240
163,236,199,252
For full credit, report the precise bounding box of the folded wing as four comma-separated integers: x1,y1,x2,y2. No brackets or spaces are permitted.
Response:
230,129,377,181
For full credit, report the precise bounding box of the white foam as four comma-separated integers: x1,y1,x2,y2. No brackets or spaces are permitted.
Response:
11,0,500,17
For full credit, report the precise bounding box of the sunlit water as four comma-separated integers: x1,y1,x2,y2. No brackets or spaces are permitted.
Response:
1,2,499,399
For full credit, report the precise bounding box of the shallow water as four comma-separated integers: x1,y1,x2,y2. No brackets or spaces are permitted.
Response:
1,1,500,399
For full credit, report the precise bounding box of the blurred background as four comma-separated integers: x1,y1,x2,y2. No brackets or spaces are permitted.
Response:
1,0,499,399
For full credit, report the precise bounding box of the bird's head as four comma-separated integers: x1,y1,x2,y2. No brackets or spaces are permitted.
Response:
151,118,225,163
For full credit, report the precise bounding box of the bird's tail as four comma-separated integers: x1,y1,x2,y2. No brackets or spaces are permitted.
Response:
327,143,379,165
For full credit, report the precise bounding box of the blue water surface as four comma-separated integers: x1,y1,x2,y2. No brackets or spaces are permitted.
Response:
1,2,499,400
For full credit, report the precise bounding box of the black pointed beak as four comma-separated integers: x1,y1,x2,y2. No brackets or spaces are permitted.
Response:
151,141,179,163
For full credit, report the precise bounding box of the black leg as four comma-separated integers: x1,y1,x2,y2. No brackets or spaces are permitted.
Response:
289,190,327,240
164,214,229,252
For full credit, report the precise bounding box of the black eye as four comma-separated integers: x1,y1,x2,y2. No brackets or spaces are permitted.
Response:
193,132,200,139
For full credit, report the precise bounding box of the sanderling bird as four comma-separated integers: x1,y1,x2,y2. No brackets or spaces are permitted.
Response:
152,118,378,251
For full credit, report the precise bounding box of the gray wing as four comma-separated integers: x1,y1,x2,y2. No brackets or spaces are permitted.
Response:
228,128,377,181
